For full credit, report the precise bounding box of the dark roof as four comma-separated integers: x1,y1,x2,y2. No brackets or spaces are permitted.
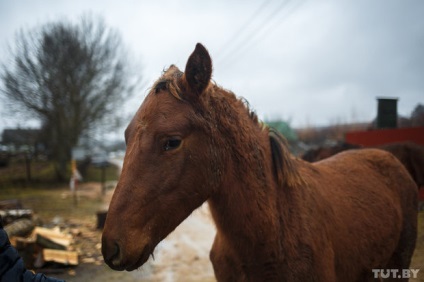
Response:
2,129,41,145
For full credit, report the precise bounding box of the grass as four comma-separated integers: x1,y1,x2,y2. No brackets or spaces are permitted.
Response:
0,186,103,222
0,159,57,188
0,159,119,189
0,159,119,221
84,165,120,183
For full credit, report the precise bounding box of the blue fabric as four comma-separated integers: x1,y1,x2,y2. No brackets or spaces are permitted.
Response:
0,218,65,282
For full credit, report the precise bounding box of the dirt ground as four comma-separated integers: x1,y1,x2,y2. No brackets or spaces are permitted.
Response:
2,182,423,282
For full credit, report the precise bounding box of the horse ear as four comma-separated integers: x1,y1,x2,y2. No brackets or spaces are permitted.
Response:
183,43,212,99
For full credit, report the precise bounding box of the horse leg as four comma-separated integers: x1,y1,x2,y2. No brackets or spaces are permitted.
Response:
383,220,417,282
210,234,244,281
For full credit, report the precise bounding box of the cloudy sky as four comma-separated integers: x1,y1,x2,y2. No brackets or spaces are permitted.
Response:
0,0,423,136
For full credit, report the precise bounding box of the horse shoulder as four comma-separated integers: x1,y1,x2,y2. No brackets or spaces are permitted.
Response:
210,233,245,281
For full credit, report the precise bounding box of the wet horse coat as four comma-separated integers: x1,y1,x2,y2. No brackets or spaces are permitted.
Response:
102,44,418,281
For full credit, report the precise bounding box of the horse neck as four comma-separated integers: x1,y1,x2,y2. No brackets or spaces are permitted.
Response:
207,123,283,256
207,145,309,281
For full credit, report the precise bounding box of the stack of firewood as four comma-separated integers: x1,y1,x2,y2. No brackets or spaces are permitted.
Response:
1,199,79,269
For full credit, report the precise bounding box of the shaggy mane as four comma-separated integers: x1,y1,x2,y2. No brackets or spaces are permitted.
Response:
152,65,184,101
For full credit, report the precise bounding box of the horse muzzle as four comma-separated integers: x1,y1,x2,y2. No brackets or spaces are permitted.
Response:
102,231,153,271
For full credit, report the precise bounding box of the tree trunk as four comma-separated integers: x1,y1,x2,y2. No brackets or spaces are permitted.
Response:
4,219,35,238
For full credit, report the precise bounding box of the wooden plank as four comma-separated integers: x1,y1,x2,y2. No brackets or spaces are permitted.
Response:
33,227,72,248
42,249,78,266
36,234,67,250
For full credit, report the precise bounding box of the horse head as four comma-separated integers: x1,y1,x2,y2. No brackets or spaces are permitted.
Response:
102,44,217,271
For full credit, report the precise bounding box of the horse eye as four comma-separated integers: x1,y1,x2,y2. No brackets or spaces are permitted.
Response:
164,138,182,151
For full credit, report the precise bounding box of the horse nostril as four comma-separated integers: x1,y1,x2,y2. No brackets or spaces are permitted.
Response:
111,242,120,260
103,240,122,267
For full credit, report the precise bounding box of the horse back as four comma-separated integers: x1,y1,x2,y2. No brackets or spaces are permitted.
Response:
317,148,418,196
314,148,418,223
301,148,418,281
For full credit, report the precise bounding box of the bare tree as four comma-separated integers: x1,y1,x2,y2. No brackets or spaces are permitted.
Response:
1,15,141,180
411,104,424,127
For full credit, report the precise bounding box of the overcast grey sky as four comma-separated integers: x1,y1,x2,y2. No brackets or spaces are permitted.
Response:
0,0,423,136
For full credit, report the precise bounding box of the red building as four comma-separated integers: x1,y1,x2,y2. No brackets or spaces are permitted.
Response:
345,127,424,147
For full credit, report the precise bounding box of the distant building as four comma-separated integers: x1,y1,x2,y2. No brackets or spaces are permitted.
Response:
376,97,398,129
345,98,424,147
1,128,44,154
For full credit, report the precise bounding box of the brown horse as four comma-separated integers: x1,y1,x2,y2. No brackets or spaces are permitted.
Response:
102,44,418,281
302,141,424,189
379,142,424,189
301,142,361,162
